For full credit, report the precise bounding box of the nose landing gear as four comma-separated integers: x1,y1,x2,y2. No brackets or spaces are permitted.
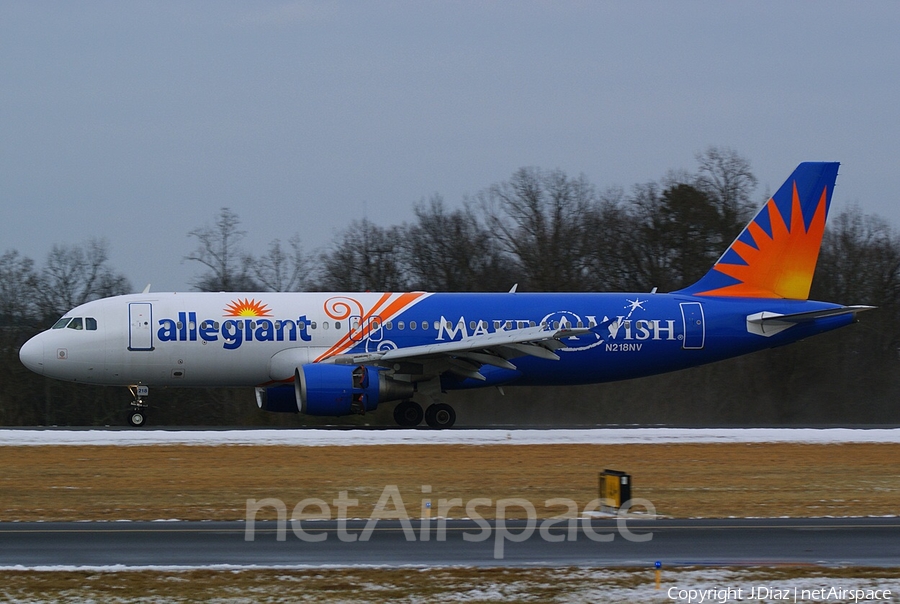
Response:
127,385,149,428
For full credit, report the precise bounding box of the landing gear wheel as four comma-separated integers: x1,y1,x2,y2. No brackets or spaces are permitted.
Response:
127,410,147,427
127,385,150,428
424,403,456,429
393,400,424,427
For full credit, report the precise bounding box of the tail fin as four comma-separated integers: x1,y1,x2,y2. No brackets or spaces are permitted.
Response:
676,162,839,299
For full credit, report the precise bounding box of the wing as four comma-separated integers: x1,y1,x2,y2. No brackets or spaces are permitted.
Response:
320,325,594,382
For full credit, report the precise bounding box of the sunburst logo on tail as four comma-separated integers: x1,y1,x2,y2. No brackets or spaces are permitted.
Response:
224,298,272,317
698,184,828,299
678,162,839,300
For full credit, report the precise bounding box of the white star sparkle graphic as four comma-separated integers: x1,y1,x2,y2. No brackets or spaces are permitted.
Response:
625,298,647,312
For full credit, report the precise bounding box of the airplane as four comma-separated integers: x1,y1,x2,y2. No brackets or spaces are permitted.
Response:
19,162,872,428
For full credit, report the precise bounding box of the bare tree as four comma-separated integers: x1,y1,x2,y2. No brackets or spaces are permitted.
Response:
185,208,258,291
0,250,38,330
624,181,675,291
34,239,131,320
404,195,511,291
814,206,900,359
317,219,409,291
252,235,311,292
580,186,642,292
693,146,758,234
481,167,596,291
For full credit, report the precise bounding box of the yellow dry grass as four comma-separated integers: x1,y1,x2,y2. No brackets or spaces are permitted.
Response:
0,443,898,521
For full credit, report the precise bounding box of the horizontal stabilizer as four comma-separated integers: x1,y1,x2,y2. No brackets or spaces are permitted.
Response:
747,305,874,337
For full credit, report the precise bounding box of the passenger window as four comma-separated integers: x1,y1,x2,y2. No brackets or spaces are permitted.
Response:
410,321,417,330
494,320,501,330
398,321,405,330
384,321,392,330
335,321,341,330
323,321,329,330
469,321,476,330
298,321,306,330
311,322,317,330
67,318,84,330
86,317,98,330
52,318,71,329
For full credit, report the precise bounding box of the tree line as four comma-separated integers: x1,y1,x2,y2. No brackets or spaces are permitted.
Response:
188,147,761,295
2,147,898,426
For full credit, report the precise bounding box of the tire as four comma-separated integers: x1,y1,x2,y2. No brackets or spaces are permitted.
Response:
424,403,456,429
393,400,424,427
127,410,146,428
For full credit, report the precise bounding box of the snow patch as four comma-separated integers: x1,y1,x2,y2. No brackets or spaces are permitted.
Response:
0,428,898,447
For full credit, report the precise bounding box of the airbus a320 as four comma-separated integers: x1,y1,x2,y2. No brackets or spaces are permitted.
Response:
19,163,871,428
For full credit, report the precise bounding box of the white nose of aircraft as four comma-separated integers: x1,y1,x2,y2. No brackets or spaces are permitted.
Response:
19,335,44,375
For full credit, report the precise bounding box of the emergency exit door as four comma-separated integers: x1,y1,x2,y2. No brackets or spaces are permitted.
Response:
349,315,383,343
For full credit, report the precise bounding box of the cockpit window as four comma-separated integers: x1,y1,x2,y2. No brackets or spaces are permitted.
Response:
51,316,97,331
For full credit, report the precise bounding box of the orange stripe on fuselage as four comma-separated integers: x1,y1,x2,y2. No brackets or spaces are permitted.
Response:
314,292,427,362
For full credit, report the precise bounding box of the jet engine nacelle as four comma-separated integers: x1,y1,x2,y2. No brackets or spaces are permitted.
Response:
255,364,414,416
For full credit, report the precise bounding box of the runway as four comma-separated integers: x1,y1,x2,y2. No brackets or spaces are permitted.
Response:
3,518,899,568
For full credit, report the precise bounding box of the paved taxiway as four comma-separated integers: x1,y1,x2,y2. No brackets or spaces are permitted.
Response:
2,518,898,567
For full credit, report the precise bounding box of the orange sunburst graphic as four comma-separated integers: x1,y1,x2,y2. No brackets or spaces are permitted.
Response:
699,183,828,299
223,298,272,317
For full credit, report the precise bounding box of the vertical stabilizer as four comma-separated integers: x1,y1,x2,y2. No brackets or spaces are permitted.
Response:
676,162,839,299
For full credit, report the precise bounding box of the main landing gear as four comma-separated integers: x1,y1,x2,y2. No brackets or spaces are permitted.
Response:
393,400,456,429
393,400,424,427
424,403,456,429
127,385,149,428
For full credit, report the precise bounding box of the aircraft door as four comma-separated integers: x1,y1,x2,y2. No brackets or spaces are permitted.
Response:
680,302,705,350
128,303,154,351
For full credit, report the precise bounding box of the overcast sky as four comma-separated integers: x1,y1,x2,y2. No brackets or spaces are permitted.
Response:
2,1,898,292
